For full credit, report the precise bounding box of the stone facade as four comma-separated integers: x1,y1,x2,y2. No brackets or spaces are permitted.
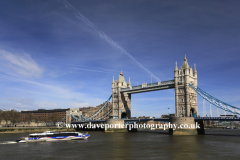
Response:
80,103,112,120
14,122,46,127
169,117,198,135
0,120,12,127
112,71,131,119
105,119,127,132
0,120,47,127
66,108,82,124
174,56,198,117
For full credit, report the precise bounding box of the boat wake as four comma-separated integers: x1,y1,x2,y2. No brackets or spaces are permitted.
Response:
0,141,18,144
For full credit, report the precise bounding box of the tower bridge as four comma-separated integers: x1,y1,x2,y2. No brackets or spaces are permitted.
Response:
111,55,198,119
68,56,240,135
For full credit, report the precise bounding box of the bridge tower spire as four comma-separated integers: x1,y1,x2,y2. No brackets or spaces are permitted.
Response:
111,71,131,119
127,77,131,87
175,62,178,71
175,56,198,117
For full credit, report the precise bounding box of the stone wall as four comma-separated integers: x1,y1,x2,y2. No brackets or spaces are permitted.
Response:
169,117,204,135
0,120,12,127
0,121,48,127
105,119,127,132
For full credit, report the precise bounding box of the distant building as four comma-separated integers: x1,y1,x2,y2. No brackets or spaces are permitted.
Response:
20,102,113,123
161,114,176,118
220,115,238,118
137,116,155,119
21,108,69,122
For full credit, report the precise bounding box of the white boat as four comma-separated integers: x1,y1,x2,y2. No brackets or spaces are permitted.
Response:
16,131,90,143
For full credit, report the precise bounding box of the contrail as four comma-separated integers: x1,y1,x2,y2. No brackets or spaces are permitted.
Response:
60,0,161,82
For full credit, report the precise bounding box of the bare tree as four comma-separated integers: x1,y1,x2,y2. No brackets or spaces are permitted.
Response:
0,110,21,123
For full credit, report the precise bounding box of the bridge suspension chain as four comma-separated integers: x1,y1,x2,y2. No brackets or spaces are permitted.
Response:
79,114,92,121
189,83,240,115
70,114,83,121
87,95,112,120
98,107,113,120
70,95,112,121
61,116,66,122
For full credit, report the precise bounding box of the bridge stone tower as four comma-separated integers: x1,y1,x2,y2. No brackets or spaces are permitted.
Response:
174,56,198,117
66,108,82,124
112,71,131,119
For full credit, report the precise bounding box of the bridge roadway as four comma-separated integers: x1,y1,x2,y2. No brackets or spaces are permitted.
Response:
71,117,240,124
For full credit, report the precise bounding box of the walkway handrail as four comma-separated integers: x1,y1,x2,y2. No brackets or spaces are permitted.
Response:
121,80,174,91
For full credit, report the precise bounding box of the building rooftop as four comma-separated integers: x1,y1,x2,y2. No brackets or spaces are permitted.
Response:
21,108,70,113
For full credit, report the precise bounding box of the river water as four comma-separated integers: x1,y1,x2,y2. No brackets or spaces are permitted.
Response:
0,129,240,160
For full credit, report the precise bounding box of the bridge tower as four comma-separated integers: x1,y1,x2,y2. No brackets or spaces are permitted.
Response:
66,108,82,124
112,71,131,119
174,56,198,117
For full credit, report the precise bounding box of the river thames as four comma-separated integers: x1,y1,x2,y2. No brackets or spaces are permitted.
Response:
0,129,239,160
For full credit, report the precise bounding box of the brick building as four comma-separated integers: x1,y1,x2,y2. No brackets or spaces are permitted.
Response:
20,102,113,123
21,108,69,122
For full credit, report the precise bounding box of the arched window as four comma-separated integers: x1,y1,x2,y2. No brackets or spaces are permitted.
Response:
121,112,127,119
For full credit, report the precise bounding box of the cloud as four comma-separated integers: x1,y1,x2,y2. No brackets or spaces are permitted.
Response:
37,101,59,109
0,49,43,78
3,97,35,105
1,97,36,110
0,73,108,111
0,98,59,111
60,0,161,82
0,73,85,100
69,102,89,108
0,96,91,111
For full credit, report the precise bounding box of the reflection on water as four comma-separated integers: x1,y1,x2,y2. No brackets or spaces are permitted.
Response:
170,136,200,160
0,129,240,160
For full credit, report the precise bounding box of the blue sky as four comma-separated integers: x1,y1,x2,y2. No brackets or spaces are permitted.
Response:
0,0,240,117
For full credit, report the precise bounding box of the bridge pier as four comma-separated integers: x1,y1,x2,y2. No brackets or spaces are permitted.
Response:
105,119,128,132
169,117,205,135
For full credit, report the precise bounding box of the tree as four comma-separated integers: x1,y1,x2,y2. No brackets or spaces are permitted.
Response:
26,113,33,122
9,110,21,123
47,113,58,125
0,110,21,123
